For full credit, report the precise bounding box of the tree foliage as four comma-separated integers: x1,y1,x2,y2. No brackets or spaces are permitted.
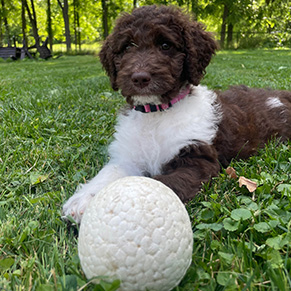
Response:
0,0,290,52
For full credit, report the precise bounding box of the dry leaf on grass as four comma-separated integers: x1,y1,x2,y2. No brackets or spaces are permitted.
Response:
239,176,257,192
225,167,238,179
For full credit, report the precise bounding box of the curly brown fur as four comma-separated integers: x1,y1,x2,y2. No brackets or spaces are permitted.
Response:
215,86,291,167
153,143,220,202
99,5,217,105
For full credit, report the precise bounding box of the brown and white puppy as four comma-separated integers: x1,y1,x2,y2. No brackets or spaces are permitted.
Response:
63,5,291,223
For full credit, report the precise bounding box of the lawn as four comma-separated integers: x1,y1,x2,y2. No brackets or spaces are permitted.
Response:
0,49,291,290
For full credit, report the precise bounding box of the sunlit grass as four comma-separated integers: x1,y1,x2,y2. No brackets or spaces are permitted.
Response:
203,49,291,90
52,42,102,55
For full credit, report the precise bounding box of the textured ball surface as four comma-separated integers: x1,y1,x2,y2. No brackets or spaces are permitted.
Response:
78,176,193,291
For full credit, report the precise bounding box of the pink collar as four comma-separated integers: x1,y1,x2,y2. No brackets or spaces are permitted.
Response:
133,85,190,113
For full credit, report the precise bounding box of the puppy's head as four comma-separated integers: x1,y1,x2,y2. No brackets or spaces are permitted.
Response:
99,5,217,105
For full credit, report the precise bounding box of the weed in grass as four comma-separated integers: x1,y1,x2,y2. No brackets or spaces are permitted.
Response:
0,51,291,290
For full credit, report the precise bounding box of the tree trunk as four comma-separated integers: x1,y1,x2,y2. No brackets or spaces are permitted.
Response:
0,10,3,46
227,23,233,49
77,8,81,50
63,0,71,51
57,0,71,52
73,0,81,51
24,0,40,47
21,0,28,47
1,0,11,46
24,0,51,59
73,0,77,50
101,0,109,39
177,0,183,6
191,0,198,20
220,4,229,49
133,0,137,8
47,0,53,51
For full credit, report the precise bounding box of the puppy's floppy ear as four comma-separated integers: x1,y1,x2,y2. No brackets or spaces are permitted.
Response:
184,22,218,86
99,35,119,91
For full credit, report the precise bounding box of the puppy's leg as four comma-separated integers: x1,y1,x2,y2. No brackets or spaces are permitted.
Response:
62,163,138,223
153,143,220,202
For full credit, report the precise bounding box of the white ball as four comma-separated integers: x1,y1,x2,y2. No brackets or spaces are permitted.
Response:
78,176,193,291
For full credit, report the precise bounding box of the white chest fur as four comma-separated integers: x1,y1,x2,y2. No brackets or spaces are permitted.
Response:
109,85,222,176
62,85,222,223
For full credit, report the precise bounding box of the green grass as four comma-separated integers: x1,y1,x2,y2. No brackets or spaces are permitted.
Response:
52,43,102,55
0,49,291,290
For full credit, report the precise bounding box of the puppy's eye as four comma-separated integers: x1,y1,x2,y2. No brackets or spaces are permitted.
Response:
161,42,171,50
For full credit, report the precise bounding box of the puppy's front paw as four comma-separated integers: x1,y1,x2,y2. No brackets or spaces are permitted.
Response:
62,191,94,224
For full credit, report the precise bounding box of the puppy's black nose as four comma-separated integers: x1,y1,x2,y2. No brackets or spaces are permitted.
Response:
131,71,151,89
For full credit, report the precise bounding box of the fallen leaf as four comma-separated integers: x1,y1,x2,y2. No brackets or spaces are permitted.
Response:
239,176,257,192
278,66,287,71
30,172,49,185
226,167,238,179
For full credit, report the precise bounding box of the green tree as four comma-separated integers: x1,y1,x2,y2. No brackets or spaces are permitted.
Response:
101,0,109,39
0,0,290,52
21,0,28,47
73,0,81,51
258,0,291,46
57,0,71,51
23,0,40,47
47,0,53,51
204,0,253,48
0,0,11,46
